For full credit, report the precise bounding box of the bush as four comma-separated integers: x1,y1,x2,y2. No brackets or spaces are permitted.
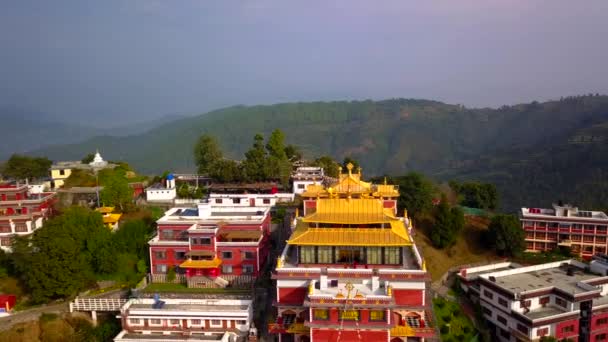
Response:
166,266,176,282
442,314,452,322
40,313,59,322
440,325,449,334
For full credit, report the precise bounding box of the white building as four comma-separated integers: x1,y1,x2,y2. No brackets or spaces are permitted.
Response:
291,167,324,195
145,174,177,202
114,297,256,342
208,193,294,208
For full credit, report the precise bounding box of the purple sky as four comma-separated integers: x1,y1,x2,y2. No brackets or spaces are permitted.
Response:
1,0,607,127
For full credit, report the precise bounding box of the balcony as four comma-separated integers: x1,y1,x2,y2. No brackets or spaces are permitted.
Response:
390,325,435,338
268,319,309,335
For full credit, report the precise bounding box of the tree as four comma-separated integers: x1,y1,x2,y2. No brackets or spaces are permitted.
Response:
193,135,222,175
487,214,525,257
312,155,340,178
392,172,435,218
284,144,302,163
209,159,243,183
0,154,52,180
100,171,133,211
450,181,498,210
266,129,292,186
242,134,268,182
342,156,359,170
430,194,464,248
81,153,95,164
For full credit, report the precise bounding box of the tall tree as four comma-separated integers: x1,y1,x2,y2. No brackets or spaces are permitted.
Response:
487,214,526,257
0,154,52,180
242,134,268,182
266,129,292,186
193,135,223,175
392,172,435,218
312,156,340,178
100,172,133,210
430,194,464,248
284,144,302,163
209,159,243,183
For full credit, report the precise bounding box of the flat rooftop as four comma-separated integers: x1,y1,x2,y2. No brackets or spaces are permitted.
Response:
492,265,597,295
522,205,608,220
129,303,249,312
524,305,566,320
116,333,226,341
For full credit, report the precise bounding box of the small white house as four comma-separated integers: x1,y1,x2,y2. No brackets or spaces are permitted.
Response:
208,193,294,207
146,174,176,202
291,167,324,194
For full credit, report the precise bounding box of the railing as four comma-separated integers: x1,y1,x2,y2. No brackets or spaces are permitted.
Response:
69,297,127,312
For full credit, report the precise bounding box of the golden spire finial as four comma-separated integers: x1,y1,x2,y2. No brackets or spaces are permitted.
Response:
346,162,354,175
338,166,342,174
384,177,387,185
357,166,362,176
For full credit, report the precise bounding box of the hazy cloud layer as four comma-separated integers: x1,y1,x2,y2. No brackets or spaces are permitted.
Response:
1,0,607,126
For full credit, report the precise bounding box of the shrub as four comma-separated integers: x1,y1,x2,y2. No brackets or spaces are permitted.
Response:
40,313,59,322
440,325,449,334
166,266,176,282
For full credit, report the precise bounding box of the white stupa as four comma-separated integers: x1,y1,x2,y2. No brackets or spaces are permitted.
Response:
89,150,108,168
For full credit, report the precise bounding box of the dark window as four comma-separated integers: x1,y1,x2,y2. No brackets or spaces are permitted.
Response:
597,333,607,341
483,290,494,300
243,265,254,274
497,315,507,325
192,237,211,245
232,198,241,204
537,327,548,337
215,199,222,204
222,251,233,259
154,251,166,259
59,169,65,176
297,184,306,189
498,297,508,307
243,251,255,260
263,199,271,204
482,307,492,316
597,318,608,326
562,325,574,333
539,296,550,305
517,324,529,335
556,297,567,308
520,300,531,308
175,251,186,260
500,329,510,338
161,229,173,239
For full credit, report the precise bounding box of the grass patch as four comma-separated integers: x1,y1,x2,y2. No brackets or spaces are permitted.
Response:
514,251,571,265
39,313,59,322
415,215,500,282
143,283,251,294
433,297,478,342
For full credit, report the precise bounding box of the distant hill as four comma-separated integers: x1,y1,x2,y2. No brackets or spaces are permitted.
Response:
29,95,608,211
0,109,189,159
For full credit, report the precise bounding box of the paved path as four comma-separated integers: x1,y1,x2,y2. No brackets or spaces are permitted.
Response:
0,302,68,332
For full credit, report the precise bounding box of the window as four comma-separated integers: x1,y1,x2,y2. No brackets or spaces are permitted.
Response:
367,247,382,264
562,325,574,333
222,251,233,259
129,318,140,325
539,296,550,305
59,169,65,176
497,315,507,325
384,247,400,265
170,319,180,325
0,237,11,246
222,265,233,274
517,324,529,335
537,327,548,337
298,184,306,189
237,320,247,325
175,251,186,260
243,251,255,260
498,297,508,307
520,299,531,308
369,310,386,322
500,329,510,338
313,309,329,320
210,320,222,326
482,307,492,316
597,318,608,326
155,264,167,273
215,198,223,204
339,310,359,321
300,246,315,263
191,319,201,325
483,290,494,300
597,333,607,341
150,319,161,325
317,246,332,263
243,265,254,274
154,251,166,259
263,199,270,204
192,237,211,245
556,297,567,308
161,230,173,239
232,198,241,204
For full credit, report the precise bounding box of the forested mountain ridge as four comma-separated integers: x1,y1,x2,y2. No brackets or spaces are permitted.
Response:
30,95,608,210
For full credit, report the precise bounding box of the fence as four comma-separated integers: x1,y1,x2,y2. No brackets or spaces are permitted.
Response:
69,297,127,312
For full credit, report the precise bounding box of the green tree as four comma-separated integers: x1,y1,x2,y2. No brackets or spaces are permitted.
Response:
242,133,268,181
312,155,340,178
0,154,52,180
266,129,292,186
487,214,526,257
450,181,498,210
81,153,95,164
431,194,463,248
100,172,133,211
342,156,359,170
392,172,435,218
284,144,302,163
209,159,243,183
193,135,223,175
12,207,110,303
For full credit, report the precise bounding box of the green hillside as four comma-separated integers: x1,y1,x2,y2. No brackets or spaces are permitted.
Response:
31,96,608,210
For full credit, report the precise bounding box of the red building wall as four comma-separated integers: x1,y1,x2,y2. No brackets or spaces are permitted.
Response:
311,328,388,342
278,287,308,305
592,312,608,333
393,289,424,306
555,318,579,340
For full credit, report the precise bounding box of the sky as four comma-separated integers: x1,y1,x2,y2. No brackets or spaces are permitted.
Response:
1,0,607,127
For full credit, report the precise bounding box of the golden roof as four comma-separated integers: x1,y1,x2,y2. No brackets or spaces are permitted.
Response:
96,206,115,214
102,213,122,224
180,257,222,269
300,162,398,198
303,198,395,224
219,230,262,241
391,325,415,337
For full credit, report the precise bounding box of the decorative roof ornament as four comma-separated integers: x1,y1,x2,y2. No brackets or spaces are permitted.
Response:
346,162,354,175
